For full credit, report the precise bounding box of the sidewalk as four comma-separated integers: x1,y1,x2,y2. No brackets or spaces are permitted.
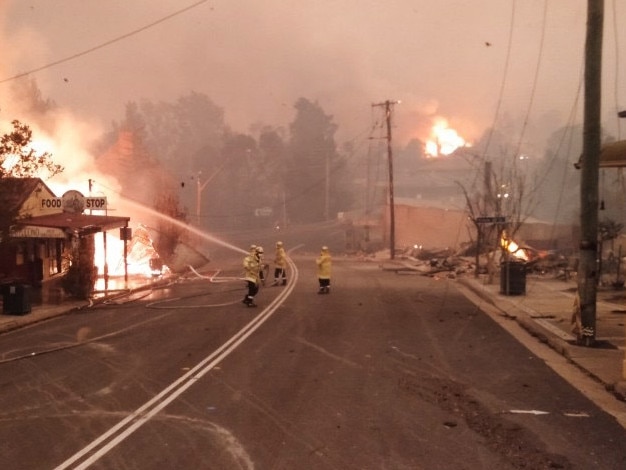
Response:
457,273,626,400
0,274,173,334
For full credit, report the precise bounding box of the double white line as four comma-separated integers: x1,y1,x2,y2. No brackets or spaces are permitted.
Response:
55,258,298,469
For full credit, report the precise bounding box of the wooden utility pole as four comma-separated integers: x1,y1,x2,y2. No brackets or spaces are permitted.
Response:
372,100,399,259
578,0,604,346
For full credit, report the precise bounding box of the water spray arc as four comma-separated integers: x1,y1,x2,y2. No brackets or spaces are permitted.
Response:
119,196,248,255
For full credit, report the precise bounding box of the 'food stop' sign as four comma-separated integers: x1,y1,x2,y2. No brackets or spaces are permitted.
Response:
40,190,107,214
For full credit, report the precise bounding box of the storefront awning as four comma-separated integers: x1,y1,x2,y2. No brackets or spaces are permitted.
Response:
14,213,130,236
599,140,626,168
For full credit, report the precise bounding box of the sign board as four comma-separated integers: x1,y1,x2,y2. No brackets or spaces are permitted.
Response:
40,191,107,214
476,216,507,224
11,225,67,239
120,227,132,240
254,207,273,217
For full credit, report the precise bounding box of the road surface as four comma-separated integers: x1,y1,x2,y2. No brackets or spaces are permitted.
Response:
1,254,625,469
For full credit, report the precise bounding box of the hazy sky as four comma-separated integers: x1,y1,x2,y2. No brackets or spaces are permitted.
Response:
0,0,624,154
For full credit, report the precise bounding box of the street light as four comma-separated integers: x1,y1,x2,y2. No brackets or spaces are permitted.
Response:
186,160,230,226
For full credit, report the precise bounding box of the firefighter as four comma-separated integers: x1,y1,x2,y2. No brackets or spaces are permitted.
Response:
256,246,267,286
272,241,287,286
242,244,261,307
316,246,332,294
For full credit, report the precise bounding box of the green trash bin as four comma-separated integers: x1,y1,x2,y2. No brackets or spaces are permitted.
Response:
500,261,526,295
2,284,32,315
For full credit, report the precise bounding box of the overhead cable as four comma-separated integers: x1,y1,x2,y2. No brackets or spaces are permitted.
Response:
0,0,209,84
512,0,548,160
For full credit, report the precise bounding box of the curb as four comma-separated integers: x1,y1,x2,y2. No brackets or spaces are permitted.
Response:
457,276,626,401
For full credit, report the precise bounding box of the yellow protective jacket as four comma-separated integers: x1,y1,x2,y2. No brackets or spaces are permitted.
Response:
274,246,287,268
243,254,260,284
316,250,332,279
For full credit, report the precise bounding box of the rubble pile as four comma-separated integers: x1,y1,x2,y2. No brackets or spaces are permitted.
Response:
375,246,475,278
375,245,581,281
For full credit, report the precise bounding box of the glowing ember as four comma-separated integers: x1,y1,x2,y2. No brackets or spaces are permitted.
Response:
425,118,468,157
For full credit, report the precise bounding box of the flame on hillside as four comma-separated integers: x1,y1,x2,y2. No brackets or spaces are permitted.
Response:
424,118,469,157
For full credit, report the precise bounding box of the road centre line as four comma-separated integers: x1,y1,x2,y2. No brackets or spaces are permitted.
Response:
54,258,297,470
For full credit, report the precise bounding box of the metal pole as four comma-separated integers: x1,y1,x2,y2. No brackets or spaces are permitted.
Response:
123,224,128,284
578,0,604,346
282,189,287,228
195,164,226,227
196,171,201,226
103,231,108,291
325,151,330,220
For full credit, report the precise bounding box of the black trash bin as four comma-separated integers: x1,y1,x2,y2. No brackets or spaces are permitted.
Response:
2,284,32,315
500,260,526,295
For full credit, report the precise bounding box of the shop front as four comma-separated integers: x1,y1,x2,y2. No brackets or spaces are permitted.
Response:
0,178,131,298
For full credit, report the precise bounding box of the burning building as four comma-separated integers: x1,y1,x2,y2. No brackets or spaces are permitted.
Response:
0,177,131,298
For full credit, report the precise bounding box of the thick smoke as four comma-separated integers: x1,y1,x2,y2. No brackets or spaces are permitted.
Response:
0,6,122,207
1,1,625,163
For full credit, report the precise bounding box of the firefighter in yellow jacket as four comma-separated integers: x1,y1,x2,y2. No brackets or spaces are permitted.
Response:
316,246,332,294
242,244,261,307
272,241,287,286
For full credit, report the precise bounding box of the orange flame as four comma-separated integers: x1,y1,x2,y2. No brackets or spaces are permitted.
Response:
500,233,529,261
94,225,167,278
425,118,468,157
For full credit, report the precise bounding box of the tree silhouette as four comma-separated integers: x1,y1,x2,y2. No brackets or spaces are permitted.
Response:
286,98,349,223
0,120,63,179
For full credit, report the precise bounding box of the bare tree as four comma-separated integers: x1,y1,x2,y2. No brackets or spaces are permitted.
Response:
457,152,534,283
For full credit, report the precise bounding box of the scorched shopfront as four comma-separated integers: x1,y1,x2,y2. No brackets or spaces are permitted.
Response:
0,177,130,295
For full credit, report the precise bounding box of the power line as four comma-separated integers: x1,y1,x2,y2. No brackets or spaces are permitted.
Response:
512,0,548,159
0,0,209,84
480,0,516,162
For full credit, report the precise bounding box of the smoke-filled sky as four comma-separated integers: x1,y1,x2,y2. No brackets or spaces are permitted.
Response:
0,0,625,155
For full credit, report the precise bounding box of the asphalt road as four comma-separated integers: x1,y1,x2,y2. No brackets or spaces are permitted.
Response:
1,254,626,469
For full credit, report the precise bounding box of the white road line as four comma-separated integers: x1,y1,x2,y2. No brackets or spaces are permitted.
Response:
54,258,298,469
